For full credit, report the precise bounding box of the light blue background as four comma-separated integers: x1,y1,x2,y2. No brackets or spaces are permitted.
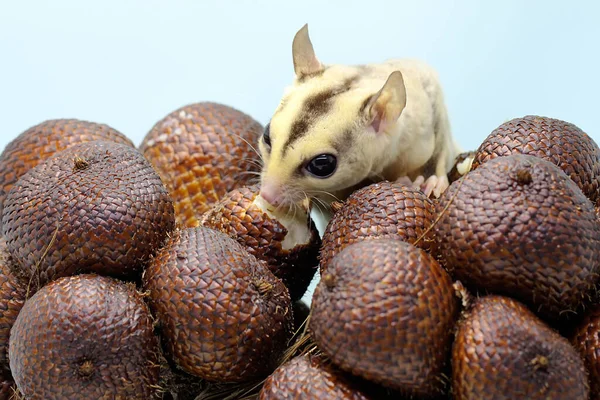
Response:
1,1,598,302
1,1,598,150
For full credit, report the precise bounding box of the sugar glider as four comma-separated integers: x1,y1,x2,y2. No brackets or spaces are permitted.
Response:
258,23,462,222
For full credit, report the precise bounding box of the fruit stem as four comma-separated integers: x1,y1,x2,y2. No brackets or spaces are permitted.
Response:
78,360,95,377
530,355,549,371
515,168,533,185
322,273,335,290
252,279,274,297
73,156,90,171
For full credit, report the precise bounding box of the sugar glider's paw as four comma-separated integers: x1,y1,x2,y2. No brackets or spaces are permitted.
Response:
395,175,449,198
412,175,425,188
421,174,450,198
394,176,414,186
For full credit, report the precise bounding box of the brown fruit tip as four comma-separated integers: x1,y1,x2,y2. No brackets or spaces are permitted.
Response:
322,273,335,290
77,360,95,378
530,355,549,371
72,156,89,172
253,279,275,297
515,168,533,185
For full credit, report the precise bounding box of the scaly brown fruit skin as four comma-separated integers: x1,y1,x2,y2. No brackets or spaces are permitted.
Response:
200,184,320,301
142,226,294,383
8,274,161,400
310,239,459,398
433,153,600,324
571,304,600,399
1,140,175,288
472,114,600,204
259,354,373,400
0,237,26,378
0,118,134,230
319,181,436,273
452,295,589,400
139,102,263,228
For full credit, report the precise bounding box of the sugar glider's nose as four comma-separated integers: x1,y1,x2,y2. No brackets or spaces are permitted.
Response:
259,179,283,208
260,179,283,207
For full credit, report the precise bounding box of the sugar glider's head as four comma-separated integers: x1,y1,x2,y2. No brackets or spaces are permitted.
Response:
258,24,407,211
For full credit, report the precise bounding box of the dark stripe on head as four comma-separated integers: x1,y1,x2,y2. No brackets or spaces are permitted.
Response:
304,90,334,116
289,118,310,146
283,75,360,155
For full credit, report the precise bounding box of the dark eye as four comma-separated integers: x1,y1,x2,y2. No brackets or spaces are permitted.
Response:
305,154,337,178
263,123,271,147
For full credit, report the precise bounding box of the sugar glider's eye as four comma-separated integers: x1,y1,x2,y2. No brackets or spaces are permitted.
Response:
305,154,337,178
263,123,271,147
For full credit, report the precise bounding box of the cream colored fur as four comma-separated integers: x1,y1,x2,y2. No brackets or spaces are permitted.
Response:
258,24,462,217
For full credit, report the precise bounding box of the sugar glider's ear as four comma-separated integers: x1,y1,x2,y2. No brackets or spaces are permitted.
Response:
292,24,323,78
365,71,407,133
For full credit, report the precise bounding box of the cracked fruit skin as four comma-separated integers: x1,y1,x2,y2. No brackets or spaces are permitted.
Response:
139,102,263,228
8,274,161,400
472,114,600,205
433,153,600,324
452,295,589,400
1,140,175,288
310,239,459,398
142,226,294,383
0,118,134,230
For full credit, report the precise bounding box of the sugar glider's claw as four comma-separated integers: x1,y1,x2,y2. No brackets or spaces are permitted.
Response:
422,175,450,198
433,175,449,198
412,175,425,188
